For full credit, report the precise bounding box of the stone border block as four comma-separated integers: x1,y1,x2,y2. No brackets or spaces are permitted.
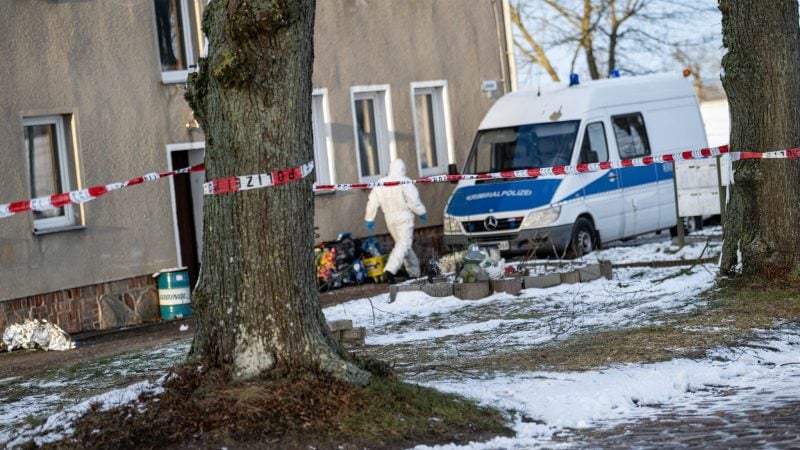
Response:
578,264,602,282
523,273,562,289
454,282,492,300
388,283,424,303
421,282,454,297
560,270,581,284
490,278,523,296
327,319,353,332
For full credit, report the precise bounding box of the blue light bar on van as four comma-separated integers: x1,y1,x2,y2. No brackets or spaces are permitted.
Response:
609,69,620,78
569,73,580,86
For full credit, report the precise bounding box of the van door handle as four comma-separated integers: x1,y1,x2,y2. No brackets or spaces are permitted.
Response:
607,172,617,183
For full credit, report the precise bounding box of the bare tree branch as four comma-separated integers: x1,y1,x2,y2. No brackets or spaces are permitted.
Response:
511,4,562,82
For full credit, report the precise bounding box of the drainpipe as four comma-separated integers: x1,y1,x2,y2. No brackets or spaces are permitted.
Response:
492,0,509,95
501,0,517,92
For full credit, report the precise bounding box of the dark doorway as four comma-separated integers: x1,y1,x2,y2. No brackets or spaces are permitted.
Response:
170,150,202,287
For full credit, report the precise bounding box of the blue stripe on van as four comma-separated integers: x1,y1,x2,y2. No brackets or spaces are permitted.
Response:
618,166,658,188
445,179,561,216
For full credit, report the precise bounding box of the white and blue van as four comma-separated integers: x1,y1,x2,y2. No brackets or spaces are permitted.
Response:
443,73,708,256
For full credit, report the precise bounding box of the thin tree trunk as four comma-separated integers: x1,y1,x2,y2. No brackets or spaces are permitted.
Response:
185,0,369,385
719,0,800,278
582,0,600,79
608,25,618,73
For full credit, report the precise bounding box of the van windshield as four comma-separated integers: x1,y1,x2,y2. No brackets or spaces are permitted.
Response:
464,121,580,173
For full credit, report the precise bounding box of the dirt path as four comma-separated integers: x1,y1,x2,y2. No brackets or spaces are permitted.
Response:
0,283,389,380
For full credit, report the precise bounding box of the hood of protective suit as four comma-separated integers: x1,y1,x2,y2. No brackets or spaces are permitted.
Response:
388,159,406,179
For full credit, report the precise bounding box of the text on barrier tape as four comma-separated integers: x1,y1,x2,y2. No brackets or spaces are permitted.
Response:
202,162,315,195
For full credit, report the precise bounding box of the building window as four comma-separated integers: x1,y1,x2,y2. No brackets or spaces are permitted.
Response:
312,89,335,187
612,113,651,159
23,115,80,232
351,85,395,183
411,81,452,176
154,0,195,83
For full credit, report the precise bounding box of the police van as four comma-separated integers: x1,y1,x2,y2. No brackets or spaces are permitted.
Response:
443,73,708,256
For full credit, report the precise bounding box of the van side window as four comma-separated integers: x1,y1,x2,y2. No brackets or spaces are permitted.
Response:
579,122,608,164
611,113,651,159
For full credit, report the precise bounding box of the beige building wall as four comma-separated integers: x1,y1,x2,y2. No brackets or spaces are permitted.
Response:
0,0,513,303
312,0,513,242
0,1,203,301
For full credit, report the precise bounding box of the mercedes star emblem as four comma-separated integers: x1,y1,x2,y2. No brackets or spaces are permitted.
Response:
484,215,498,231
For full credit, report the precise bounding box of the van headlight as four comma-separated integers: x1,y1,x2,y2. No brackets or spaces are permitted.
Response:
443,215,462,233
521,206,561,229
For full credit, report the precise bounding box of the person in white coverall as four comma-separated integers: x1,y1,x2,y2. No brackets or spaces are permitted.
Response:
364,159,427,283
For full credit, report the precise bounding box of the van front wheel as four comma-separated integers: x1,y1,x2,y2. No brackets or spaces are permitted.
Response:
568,218,596,258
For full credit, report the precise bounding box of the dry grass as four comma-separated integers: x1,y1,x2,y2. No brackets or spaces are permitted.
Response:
466,278,800,373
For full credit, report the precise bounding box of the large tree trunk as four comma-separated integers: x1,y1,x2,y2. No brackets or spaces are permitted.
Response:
719,0,800,278
185,0,369,385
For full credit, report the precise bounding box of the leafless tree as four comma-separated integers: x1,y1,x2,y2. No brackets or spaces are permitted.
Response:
512,0,720,83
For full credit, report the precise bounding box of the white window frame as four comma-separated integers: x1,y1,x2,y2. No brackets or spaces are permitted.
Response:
23,115,78,233
312,88,336,190
410,80,454,177
350,84,397,183
156,0,197,84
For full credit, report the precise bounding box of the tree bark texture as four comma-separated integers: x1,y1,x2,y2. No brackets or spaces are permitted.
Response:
719,0,800,278
185,0,369,385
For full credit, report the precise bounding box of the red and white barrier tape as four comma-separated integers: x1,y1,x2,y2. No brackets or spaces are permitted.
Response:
0,164,204,219
202,161,315,195
5,144,800,220
730,148,800,161
312,145,733,191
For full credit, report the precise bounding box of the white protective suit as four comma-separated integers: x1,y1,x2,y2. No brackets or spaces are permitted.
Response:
364,159,427,278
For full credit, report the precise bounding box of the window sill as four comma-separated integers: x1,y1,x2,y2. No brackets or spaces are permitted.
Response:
420,168,448,177
161,70,189,84
33,224,87,236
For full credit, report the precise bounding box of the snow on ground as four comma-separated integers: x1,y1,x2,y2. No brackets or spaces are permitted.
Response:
416,327,800,449
0,340,189,447
4,230,800,449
